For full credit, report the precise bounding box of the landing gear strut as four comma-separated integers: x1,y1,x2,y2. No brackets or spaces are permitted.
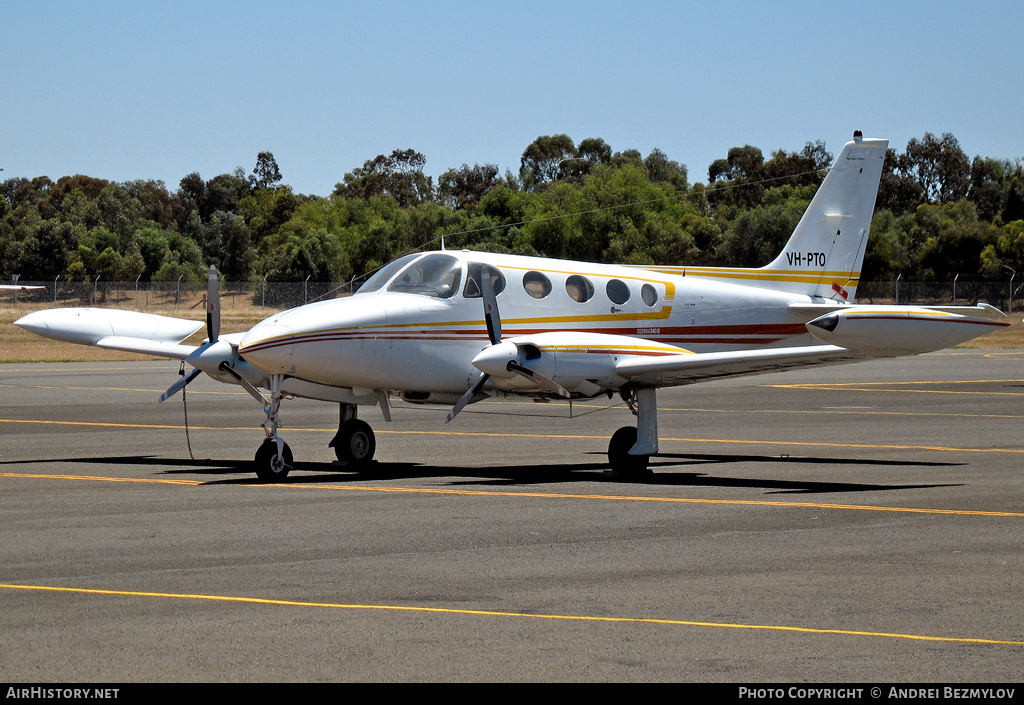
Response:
607,387,658,477
330,403,377,467
253,374,293,481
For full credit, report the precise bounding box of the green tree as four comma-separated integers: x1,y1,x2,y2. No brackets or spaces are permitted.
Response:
250,151,283,189
335,149,433,207
902,132,971,204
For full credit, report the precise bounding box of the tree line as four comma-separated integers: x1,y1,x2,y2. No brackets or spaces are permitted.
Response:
2,132,1023,286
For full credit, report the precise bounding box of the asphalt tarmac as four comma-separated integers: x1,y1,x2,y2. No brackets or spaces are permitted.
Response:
1,350,1022,682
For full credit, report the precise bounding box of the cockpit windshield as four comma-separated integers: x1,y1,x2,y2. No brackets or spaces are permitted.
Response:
356,253,422,294
386,253,463,299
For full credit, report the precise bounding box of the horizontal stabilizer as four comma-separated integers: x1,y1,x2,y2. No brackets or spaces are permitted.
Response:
806,305,1010,354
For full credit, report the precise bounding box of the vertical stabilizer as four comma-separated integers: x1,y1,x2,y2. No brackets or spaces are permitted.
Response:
762,133,888,301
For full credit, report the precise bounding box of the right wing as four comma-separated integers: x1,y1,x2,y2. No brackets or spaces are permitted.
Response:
15,308,202,359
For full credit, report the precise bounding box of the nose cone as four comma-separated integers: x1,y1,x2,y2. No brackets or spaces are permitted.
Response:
471,341,519,379
238,320,296,373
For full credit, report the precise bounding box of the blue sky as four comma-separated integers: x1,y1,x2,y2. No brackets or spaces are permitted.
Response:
2,0,1022,196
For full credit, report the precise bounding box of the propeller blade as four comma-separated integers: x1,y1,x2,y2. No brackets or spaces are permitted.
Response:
481,268,501,345
159,367,201,402
448,266,502,422
507,361,571,398
446,372,489,423
217,361,270,405
206,265,220,344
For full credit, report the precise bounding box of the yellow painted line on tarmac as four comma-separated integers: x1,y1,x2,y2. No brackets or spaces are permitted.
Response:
284,484,1024,518
0,365,174,372
0,472,202,486
0,418,250,431
376,428,1024,456
1,583,1020,646
4,417,1023,455
3,472,1023,518
768,379,1024,396
658,406,1024,420
2,383,247,396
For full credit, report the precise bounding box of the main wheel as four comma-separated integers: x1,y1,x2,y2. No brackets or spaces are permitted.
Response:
333,419,376,465
254,439,293,481
607,426,651,477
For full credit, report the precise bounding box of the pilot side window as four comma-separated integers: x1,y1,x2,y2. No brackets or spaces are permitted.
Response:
463,263,506,298
523,271,552,299
565,275,594,303
606,279,630,305
387,254,462,299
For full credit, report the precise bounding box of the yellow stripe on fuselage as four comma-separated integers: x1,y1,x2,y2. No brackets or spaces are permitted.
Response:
632,265,860,286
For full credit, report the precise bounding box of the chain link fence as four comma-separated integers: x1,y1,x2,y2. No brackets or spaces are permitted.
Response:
856,280,1021,312
4,279,1022,314
2,279,361,314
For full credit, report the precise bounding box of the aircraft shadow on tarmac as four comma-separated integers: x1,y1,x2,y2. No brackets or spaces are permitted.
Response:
7,451,964,496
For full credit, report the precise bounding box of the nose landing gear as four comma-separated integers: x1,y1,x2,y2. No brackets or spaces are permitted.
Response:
252,374,294,482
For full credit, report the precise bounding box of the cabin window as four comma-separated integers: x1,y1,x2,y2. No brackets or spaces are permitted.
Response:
357,253,422,294
565,275,594,303
463,263,506,298
641,283,659,307
523,271,552,299
387,253,462,299
606,279,630,305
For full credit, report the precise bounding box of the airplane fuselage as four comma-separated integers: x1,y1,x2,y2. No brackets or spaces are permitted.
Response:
238,250,818,397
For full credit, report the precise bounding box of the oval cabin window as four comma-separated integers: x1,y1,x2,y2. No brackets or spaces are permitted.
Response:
606,279,630,305
523,271,552,299
565,275,595,303
641,283,659,307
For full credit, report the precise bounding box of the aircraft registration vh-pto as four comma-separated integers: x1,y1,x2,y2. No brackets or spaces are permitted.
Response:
15,132,1011,481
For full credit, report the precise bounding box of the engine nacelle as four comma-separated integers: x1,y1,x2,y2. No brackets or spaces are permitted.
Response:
471,332,690,394
806,305,1009,354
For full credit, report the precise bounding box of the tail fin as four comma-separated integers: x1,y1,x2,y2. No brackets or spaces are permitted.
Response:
761,132,888,301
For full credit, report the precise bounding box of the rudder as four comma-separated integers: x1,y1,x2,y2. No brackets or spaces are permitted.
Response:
763,132,888,301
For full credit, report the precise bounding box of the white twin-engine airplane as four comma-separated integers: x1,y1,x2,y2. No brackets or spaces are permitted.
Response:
15,133,1011,480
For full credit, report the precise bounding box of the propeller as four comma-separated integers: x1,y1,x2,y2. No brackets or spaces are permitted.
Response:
446,268,568,423
159,265,235,402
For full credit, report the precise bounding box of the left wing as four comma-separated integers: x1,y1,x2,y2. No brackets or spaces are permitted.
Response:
614,344,863,387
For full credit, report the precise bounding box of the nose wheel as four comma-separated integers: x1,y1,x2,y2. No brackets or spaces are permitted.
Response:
254,438,293,481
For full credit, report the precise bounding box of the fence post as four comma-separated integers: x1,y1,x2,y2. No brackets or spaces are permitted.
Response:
953,274,959,304
93,275,100,305
53,274,60,304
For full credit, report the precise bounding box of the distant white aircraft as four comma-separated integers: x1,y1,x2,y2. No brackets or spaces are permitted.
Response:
0,285,45,291
15,132,1010,481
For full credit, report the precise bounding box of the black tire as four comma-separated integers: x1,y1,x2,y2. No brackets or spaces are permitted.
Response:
607,426,650,476
254,439,293,481
333,419,376,465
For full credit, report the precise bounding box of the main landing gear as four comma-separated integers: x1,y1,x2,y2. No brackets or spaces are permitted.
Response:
329,404,377,466
607,387,658,477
